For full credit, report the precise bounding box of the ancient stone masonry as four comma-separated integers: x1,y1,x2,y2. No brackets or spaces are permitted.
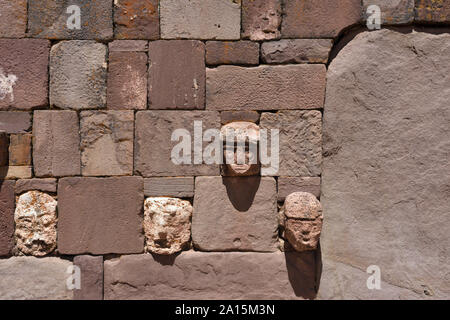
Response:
0,0,449,300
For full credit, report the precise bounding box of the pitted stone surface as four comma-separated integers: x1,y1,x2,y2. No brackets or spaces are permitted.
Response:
114,0,159,39
0,0,27,38
363,0,414,25
416,0,450,23
261,39,333,64
206,41,259,66
242,0,282,40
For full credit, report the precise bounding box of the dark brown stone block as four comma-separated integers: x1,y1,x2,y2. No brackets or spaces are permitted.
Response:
0,132,7,167
0,112,31,133
73,255,104,300
416,0,450,23
0,0,27,38
15,178,57,194
114,0,159,40
206,41,259,66
0,180,15,256
8,134,31,166
109,40,148,52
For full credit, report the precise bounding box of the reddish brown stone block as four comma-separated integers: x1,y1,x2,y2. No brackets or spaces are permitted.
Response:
0,180,15,256
0,112,31,133
278,177,321,201
15,178,57,194
109,40,148,52
242,0,282,40
114,0,159,39
206,41,259,66
416,0,450,23
220,111,260,124
0,0,27,38
363,0,414,25
73,255,104,300
8,134,31,166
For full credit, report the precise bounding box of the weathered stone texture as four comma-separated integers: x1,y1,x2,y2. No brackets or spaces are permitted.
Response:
33,111,81,177
160,0,241,40
50,41,107,110
278,177,321,201
206,65,326,110
148,41,205,110
0,112,31,133
109,40,149,52
0,166,32,179
206,41,259,66
260,111,322,177
58,177,144,255
15,178,57,194
242,0,282,40
321,30,450,299
0,257,73,300
144,197,193,255
0,39,49,110
73,255,104,300
0,180,15,256
144,177,194,197
8,134,31,166
80,111,134,176
28,0,113,40
282,0,362,38
114,0,159,39
192,176,278,252
416,0,450,23
363,0,414,25
261,39,333,64
0,0,27,38
135,111,220,177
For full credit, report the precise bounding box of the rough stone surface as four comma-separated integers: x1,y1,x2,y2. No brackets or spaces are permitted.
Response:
206,65,326,110
109,40,149,52
50,41,107,110
80,111,134,176
58,177,144,255
206,41,259,66
0,0,27,38
0,112,31,133
15,179,57,194
0,180,15,256
0,257,73,300
144,177,195,198
321,30,450,299
144,197,193,255
192,176,278,252
135,111,220,177
28,0,113,40
8,134,31,166
363,0,414,25
260,111,322,177
242,0,282,40
0,132,7,166
33,111,81,177
221,111,260,124
148,41,205,110
261,39,333,64
160,0,241,40
0,166,32,179
114,0,159,39
73,255,104,300
282,0,362,38
104,251,320,299
14,191,57,256
0,39,49,110
278,177,321,201
107,52,147,110
416,0,450,23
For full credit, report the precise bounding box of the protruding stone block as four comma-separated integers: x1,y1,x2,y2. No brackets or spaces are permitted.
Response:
242,0,282,40
206,41,259,66
8,134,31,166
15,178,57,194
0,180,15,257
278,177,321,201
144,177,194,198
261,39,333,64
0,0,27,38
73,255,104,300
114,0,159,39
0,112,31,133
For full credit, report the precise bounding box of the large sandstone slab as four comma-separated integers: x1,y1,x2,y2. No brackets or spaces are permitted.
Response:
104,251,320,300
0,180,15,256
192,176,278,252
206,65,326,110
0,0,27,38
320,30,450,299
114,0,159,39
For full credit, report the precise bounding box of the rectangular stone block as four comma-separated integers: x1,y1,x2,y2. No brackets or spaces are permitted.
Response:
161,0,241,40
0,0,27,38
0,112,31,133
73,255,103,300
8,134,31,166
206,65,326,110
0,166,32,179
50,41,107,110
206,41,259,66
242,0,282,40
0,39,50,110
80,111,134,176
104,251,319,299
144,177,195,197
58,177,144,255
192,176,278,252
107,52,147,110
114,0,159,39
109,40,149,52
278,177,321,201
416,0,450,23
15,178,57,194
28,0,113,40
33,111,81,177
260,111,322,177
220,111,260,124
363,0,414,25
0,132,7,167
148,41,205,110
261,39,333,64
0,180,15,256
135,111,220,177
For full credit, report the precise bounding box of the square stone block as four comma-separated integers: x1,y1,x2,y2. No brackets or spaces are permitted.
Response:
114,0,159,39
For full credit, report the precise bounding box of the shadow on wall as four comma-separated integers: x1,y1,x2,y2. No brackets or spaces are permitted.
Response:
222,176,260,212
0,131,8,183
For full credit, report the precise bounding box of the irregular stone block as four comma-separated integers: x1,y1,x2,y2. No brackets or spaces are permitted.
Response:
0,166,32,179
242,0,282,40
28,0,113,40
192,176,278,252
148,41,205,110
107,52,147,110
73,255,104,300
135,111,220,177
0,132,7,167
0,39,49,110
260,111,322,177
0,0,27,38
321,30,450,299
221,111,260,124
416,0,450,23
58,177,144,255
0,112,31,133
160,0,241,40
109,40,149,52
282,0,362,38
15,178,57,194
0,257,73,300
33,111,81,177
144,177,194,197
50,41,107,110
0,180,15,256
206,41,259,66
114,0,159,39
206,65,326,110
8,134,31,166
15,191,57,256
363,0,414,25
104,251,319,299
278,177,321,201
261,39,333,64
144,197,193,255
80,111,134,176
